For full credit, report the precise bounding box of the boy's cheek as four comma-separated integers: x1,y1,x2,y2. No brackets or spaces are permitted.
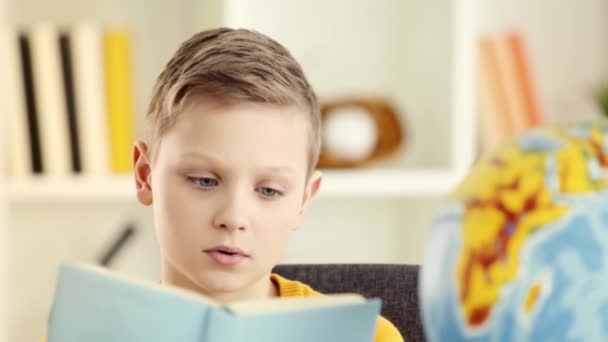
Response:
255,233,290,262
157,219,202,258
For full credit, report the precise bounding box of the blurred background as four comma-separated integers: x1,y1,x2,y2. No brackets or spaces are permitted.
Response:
2,0,608,341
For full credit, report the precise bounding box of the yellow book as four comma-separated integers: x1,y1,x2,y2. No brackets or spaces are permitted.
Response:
104,30,134,173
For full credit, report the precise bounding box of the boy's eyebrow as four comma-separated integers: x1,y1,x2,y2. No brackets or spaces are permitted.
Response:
262,166,296,176
179,152,296,175
180,152,219,163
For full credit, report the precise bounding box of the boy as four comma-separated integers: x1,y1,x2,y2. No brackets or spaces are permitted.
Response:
42,27,403,342
134,27,403,341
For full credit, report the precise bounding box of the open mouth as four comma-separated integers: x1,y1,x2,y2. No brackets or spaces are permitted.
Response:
204,245,248,256
203,245,249,266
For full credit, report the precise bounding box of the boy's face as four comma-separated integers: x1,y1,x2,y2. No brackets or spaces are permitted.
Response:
133,97,321,301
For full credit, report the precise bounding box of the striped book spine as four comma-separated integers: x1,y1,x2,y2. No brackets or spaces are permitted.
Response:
59,31,81,173
71,23,109,176
29,24,72,176
1,28,32,177
19,32,43,174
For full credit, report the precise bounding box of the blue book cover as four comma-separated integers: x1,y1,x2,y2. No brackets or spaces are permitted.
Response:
47,263,381,342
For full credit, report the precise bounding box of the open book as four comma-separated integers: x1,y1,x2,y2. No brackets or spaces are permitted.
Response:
47,263,381,342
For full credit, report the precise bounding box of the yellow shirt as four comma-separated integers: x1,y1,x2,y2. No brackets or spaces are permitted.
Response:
41,273,404,342
270,273,404,342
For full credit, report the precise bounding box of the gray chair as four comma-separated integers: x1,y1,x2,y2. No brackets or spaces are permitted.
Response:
272,264,425,341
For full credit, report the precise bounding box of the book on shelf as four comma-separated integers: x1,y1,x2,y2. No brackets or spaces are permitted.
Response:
493,33,529,135
71,23,110,176
507,32,543,127
29,24,73,176
478,36,512,156
1,28,32,177
47,262,381,342
3,23,137,179
477,31,544,157
493,32,544,135
59,30,82,173
105,29,135,174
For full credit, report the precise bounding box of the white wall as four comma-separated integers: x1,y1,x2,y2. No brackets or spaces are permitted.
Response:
479,0,608,122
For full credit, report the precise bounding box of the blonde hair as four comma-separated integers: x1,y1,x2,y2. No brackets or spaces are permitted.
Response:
146,27,321,172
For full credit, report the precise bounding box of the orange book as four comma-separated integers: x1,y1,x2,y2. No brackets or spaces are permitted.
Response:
478,37,513,155
494,34,529,134
487,32,543,141
508,32,543,127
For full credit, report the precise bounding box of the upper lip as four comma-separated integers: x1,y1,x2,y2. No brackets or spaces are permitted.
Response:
204,245,249,257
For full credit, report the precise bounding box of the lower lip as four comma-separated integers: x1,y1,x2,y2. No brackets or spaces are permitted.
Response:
205,251,248,266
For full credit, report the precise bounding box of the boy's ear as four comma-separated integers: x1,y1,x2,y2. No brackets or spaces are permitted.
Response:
300,170,323,214
292,170,322,231
133,141,153,206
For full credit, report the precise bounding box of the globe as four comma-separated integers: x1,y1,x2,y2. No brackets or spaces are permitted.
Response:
420,122,608,341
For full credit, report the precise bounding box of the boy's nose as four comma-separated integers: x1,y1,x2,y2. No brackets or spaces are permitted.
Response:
212,196,250,232
214,218,247,232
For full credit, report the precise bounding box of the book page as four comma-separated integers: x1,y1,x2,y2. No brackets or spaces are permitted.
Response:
76,263,219,307
226,293,365,316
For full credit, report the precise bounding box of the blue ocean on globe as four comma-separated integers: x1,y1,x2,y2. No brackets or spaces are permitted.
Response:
420,123,608,341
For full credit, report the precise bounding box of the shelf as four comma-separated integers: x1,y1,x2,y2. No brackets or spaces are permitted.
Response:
320,168,465,197
6,168,467,202
7,175,137,202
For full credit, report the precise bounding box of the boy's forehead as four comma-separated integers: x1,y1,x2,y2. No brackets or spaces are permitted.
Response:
158,97,311,169
170,96,312,145
181,95,308,118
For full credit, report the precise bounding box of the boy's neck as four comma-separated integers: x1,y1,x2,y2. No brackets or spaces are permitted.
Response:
161,261,279,303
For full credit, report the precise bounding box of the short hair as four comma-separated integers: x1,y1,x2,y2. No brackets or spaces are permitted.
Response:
146,27,321,172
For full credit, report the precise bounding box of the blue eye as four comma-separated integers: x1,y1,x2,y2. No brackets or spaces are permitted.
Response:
258,187,282,198
189,177,218,188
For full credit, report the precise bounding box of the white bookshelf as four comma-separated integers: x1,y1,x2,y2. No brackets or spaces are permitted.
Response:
3,0,478,201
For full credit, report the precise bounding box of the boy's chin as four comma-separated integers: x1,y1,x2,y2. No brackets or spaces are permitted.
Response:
191,268,267,300
195,270,244,291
